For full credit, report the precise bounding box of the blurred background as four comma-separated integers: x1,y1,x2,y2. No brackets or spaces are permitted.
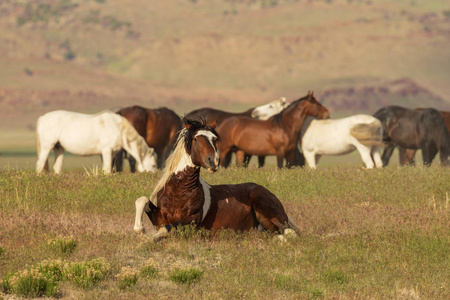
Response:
1,0,449,168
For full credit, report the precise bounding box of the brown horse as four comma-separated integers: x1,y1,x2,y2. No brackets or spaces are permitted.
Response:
133,118,299,240
186,105,258,167
115,106,182,170
186,98,293,167
216,92,330,168
400,109,450,165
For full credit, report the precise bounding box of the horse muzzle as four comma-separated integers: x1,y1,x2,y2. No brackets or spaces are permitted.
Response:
206,154,220,173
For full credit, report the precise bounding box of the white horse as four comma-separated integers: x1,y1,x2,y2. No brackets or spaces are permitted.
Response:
36,110,157,174
301,114,383,169
251,97,289,120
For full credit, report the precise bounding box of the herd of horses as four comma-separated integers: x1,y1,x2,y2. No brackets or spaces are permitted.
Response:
34,91,450,240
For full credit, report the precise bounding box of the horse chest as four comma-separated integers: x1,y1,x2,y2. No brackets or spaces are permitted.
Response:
158,174,205,224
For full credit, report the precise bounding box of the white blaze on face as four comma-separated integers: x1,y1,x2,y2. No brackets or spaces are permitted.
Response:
195,130,218,152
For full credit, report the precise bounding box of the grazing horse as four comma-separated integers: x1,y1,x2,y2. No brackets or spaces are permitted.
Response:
373,106,450,166
187,97,288,167
301,115,383,168
36,110,157,174
216,92,330,168
115,106,182,171
399,109,450,165
134,118,299,240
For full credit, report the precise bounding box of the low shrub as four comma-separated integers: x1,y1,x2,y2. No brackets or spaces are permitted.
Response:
115,266,139,290
47,236,77,256
169,267,202,285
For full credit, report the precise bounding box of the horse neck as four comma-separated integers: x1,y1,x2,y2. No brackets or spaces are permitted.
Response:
239,108,254,117
151,166,204,227
281,101,309,138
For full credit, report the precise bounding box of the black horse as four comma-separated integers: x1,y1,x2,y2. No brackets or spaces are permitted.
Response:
373,105,450,166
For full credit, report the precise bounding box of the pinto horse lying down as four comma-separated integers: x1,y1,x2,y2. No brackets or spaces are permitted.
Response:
134,118,299,241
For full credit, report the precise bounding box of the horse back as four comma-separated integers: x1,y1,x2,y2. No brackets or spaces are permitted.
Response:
186,107,253,126
145,107,182,148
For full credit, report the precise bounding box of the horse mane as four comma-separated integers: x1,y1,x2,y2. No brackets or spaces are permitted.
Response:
271,95,309,126
150,127,190,204
119,117,149,160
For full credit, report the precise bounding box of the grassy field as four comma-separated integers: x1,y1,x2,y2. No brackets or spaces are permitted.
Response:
0,165,448,299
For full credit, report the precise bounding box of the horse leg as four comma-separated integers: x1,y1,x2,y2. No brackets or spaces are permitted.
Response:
134,196,151,233
293,148,305,167
302,150,316,168
276,155,284,168
114,149,124,172
219,148,232,168
284,150,296,168
235,150,245,167
399,147,416,166
257,156,265,168
381,144,395,167
52,146,65,174
421,143,438,166
128,155,137,173
101,150,113,173
439,148,450,166
243,153,252,168
354,143,376,168
371,145,383,168
36,146,53,173
249,187,299,239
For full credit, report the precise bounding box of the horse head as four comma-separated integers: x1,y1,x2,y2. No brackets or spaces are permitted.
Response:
183,117,220,173
251,97,290,120
303,91,330,120
140,148,158,172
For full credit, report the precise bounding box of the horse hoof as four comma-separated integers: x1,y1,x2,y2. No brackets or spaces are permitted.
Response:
134,226,145,234
151,227,169,242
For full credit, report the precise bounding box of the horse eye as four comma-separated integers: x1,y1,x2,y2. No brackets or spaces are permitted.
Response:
194,137,197,142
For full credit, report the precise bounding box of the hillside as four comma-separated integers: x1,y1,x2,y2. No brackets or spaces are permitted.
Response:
0,0,449,132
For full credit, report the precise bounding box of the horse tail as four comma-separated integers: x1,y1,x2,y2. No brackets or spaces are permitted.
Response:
350,121,383,146
287,215,301,236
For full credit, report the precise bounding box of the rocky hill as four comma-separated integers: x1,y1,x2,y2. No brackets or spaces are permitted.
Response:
0,0,449,130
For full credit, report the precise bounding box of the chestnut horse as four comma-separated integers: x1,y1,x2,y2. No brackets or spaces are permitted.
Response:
216,92,330,168
115,106,182,171
186,97,288,167
373,106,450,166
134,118,299,240
399,109,450,165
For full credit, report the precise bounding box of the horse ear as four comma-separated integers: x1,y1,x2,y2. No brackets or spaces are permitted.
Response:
210,120,217,130
185,123,192,130
307,91,311,97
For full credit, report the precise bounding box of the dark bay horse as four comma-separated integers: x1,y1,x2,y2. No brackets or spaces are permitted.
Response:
134,118,299,240
373,105,450,166
216,92,330,168
399,109,450,165
115,106,182,171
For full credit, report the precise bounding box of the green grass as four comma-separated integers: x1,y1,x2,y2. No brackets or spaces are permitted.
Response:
0,165,448,299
